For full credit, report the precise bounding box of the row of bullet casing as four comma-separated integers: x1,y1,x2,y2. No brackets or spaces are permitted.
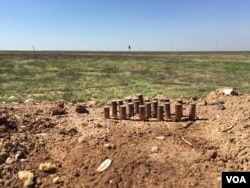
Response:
104,94,196,122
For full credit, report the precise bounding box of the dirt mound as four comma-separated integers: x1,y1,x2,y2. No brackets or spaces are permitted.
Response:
0,90,249,187
206,87,241,101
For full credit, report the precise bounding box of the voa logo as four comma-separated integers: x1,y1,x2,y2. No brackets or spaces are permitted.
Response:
226,176,246,184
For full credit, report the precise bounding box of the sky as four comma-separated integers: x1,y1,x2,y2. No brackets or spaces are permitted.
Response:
0,0,250,51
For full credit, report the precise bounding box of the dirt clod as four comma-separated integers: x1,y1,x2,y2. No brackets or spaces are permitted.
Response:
50,107,67,116
75,105,89,114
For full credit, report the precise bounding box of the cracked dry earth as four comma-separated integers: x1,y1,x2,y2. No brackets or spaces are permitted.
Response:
0,89,249,188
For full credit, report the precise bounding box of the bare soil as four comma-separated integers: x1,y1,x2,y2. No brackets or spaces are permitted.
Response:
0,89,249,188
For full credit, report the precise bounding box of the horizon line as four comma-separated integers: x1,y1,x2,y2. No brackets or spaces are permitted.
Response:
1,50,250,53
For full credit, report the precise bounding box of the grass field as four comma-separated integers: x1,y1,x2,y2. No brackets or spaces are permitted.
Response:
0,51,249,103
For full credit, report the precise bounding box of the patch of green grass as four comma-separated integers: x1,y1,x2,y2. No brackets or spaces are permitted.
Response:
0,51,249,103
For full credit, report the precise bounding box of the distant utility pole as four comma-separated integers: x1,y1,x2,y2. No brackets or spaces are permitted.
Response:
128,45,131,52
215,40,218,52
128,45,131,64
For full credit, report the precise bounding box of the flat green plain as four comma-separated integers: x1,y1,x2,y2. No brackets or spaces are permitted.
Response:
0,51,249,103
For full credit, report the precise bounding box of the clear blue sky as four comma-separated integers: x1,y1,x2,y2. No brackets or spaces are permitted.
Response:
0,0,249,51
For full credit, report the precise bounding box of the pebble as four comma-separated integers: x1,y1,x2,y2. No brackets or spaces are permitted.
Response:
78,136,85,144
39,163,57,173
36,177,42,185
104,143,115,149
53,176,62,184
151,146,159,153
18,171,34,187
155,136,165,140
5,157,14,164
20,158,29,162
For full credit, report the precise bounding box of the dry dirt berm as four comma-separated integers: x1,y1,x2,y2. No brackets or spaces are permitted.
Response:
0,88,249,187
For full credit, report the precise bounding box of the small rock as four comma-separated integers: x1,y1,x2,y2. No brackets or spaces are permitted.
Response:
151,146,159,153
23,98,35,103
155,136,165,140
53,176,62,184
5,157,14,164
223,89,233,95
36,177,42,185
20,158,29,162
78,136,85,143
104,143,115,149
35,133,48,137
96,159,112,172
18,171,34,187
39,163,57,173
